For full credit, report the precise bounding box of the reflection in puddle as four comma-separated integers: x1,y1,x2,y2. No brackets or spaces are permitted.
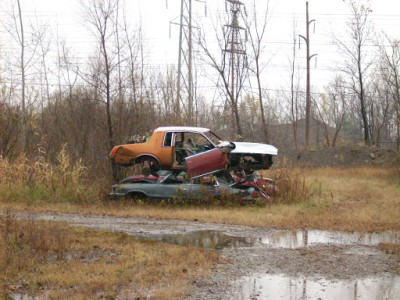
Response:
148,230,254,249
237,274,400,300
142,229,400,250
260,230,400,249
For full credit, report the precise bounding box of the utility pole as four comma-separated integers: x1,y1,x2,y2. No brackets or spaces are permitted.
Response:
224,0,246,138
299,1,317,148
17,0,26,152
173,0,204,125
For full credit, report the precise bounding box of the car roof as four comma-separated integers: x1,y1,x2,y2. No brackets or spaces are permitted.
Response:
154,126,210,133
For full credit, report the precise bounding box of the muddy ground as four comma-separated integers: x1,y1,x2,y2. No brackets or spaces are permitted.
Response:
13,212,400,299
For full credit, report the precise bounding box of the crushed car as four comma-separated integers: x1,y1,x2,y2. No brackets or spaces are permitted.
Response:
109,170,275,202
110,126,278,178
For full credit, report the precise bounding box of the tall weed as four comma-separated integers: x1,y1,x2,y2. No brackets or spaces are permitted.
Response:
0,147,104,204
272,163,314,204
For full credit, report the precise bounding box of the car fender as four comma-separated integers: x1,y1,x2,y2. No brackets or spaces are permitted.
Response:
135,154,161,166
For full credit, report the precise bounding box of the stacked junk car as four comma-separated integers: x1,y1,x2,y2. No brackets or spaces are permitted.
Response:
109,126,278,202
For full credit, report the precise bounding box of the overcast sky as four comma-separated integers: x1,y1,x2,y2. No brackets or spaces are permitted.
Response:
1,0,400,96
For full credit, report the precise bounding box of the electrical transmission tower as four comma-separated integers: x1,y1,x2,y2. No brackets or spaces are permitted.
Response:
173,0,205,125
223,0,247,138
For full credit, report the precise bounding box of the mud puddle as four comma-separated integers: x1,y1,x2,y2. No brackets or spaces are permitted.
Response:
148,230,254,249
18,212,400,250
236,274,400,300
141,229,400,250
258,229,400,249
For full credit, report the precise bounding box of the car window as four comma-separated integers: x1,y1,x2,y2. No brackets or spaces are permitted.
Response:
204,131,222,146
163,132,173,146
162,174,184,184
183,132,215,154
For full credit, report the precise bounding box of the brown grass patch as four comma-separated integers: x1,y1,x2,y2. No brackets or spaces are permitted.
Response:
271,164,314,204
380,243,400,255
1,165,399,232
0,212,219,299
0,148,106,204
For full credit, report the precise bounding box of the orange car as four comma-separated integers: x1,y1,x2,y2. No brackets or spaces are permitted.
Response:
110,126,278,178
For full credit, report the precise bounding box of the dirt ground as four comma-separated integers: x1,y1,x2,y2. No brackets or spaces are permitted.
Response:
14,211,400,299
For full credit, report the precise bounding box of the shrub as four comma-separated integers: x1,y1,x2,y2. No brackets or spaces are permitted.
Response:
272,164,314,204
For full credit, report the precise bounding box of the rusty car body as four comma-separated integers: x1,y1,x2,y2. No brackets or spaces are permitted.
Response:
110,126,278,178
109,171,272,202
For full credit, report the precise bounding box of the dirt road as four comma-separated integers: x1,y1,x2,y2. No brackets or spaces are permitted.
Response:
18,212,400,299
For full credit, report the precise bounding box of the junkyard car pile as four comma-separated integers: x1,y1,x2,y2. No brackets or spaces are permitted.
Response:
109,127,278,202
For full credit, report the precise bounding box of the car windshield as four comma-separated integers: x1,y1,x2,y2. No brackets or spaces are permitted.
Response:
204,131,222,146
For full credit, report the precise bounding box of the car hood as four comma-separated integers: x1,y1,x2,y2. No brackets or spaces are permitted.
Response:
230,142,278,156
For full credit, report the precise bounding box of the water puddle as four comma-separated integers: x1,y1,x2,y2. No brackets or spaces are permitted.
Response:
142,229,400,249
259,229,400,249
146,230,254,249
26,213,400,249
237,274,400,300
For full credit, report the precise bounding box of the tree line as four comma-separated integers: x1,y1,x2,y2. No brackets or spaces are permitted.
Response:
0,0,399,178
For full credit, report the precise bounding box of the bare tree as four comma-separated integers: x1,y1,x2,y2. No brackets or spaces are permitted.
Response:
0,77,20,157
368,77,392,147
378,34,400,150
16,0,26,152
0,0,41,153
81,0,120,152
334,0,374,145
197,9,247,139
314,76,347,147
33,18,52,105
288,20,301,149
243,0,271,143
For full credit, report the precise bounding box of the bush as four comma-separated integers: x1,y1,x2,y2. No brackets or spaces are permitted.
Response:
272,164,314,204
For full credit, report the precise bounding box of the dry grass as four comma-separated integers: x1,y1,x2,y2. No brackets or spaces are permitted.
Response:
380,243,400,255
0,148,106,204
0,212,219,299
271,164,314,204
1,155,399,232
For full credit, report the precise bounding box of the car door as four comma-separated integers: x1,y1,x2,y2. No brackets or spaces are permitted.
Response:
185,148,228,179
153,182,182,198
185,177,219,199
152,174,188,199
